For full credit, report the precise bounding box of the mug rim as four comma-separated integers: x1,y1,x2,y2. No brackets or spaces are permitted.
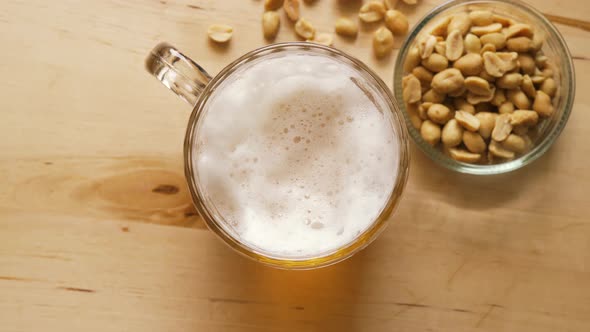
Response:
183,42,410,269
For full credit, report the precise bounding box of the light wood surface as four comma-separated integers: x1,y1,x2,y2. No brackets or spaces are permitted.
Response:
1,0,589,331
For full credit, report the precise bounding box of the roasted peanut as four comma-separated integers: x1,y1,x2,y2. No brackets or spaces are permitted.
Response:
479,69,496,82
540,78,557,98
309,33,334,46
505,23,534,39
295,18,315,39
467,87,495,104
465,76,492,96
464,33,482,53
518,54,536,76
501,134,527,153
284,0,300,21
454,98,476,114
335,17,358,37
208,24,233,43
423,89,446,103
431,68,464,94
475,112,497,139
406,103,423,129
492,113,512,141
385,10,409,35
431,17,452,36
506,37,533,52
533,90,554,117
479,32,506,49
521,75,536,98
422,53,449,72
359,1,386,23
492,14,515,27
498,101,515,114
531,32,544,51
469,10,494,26
442,119,464,147
434,41,446,56
455,110,480,132
447,12,472,36
402,74,421,104
449,148,481,163
265,0,284,11
480,43,496,55
453,53,483,76
491,88,506,107
463,131,487,153
373,27,394,58
427,103,453,124
507,89,531,109
446,29,464,61
448,85,467,98
483,51,518,77
418,102,431,120
404,46,421,72
535,54,548,68
419,35,437,59
471,23,503,36
262,11,281,39
402,0,417,4
489,140,515,159
412,66,434,84
497,72,523,90
510,110,538,127
421,120,441,145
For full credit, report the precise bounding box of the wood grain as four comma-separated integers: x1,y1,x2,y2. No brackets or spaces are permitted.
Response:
0,0,589,331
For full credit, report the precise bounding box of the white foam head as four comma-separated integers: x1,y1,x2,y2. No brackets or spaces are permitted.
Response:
193,50,400,258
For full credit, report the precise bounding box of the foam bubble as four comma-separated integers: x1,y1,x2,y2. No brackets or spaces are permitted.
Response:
194,52,399,258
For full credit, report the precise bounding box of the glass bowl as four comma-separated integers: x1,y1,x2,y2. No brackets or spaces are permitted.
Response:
394,0,575,175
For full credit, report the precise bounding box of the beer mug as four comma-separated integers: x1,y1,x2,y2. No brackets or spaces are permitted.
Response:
145,42,410,269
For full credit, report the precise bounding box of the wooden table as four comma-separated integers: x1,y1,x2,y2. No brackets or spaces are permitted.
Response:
1,0,589,330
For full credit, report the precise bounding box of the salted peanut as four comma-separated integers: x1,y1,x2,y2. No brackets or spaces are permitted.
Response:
531,74,547,85
498,101,515,114
521,75,536,98
432,68,464,94
294,18,316,39
434,41,446,55
359,1,386,23
533,90,554,117
265,0,284,11
445,30,464,61
402,0,418,4
423,89,446,103
535,54,548,68
497,73,523,90
469,10,494,26
467,87,495,104
449,148,481,163
464,76,491,96
492,14,515,27
470,23,503,36
422,53,449,72
427,103,453,124
453,53,483,76
421,120,441,145
309,33,334,46
501,134,527,153
404,47,421,72
208,24,233,43
418,102,433,119
542,68,554,79
335,18,358,37
480,43,496,55
483,51,518,77
385,10,409,35
464,33,482,53
475,112,497,139
507,89,531,109
505,23,534,39
384,0,398,9
442,119,464,147
518,54,536,76
491,88,506,106
402,74,421,103
506,37,533,52
407,104,423,129
540,78,557,98
463,131,487,153
373,27,394,58
479,32,506,50
412,66,434,83
510,110,538,126
492,114,512,141
419,35,437,59
531,32,544,51
512,125,528,136
447,12,472,36
489,140,515,159
455,110,480,131
454,98,476,114
431,16,452,36
448,85,467,98
479,69,496,82
262,11,281,39
283,0,300,21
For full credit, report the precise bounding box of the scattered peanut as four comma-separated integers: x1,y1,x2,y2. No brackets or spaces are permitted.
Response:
262,11,280,39
359,1,386,23
283,0,300,21
265,0,284,11
335,17,358,37
308,33,334,46
385,10,409,35
373,27,394,58
208,24,233,43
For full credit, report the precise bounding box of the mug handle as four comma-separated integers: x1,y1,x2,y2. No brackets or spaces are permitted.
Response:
145,42,212,107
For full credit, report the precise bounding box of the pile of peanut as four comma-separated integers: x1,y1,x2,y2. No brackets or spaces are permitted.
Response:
402,9,559,164
208,0,418,59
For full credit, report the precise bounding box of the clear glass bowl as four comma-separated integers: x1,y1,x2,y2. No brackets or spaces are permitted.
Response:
394,0,575,175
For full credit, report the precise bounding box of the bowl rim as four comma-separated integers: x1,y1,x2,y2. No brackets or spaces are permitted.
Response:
393,0,576,175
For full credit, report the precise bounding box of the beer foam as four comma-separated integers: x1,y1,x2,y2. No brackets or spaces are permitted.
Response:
194,52,399,258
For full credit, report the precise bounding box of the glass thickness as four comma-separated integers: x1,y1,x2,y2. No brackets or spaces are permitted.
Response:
146,42,410,269
394,0,575,175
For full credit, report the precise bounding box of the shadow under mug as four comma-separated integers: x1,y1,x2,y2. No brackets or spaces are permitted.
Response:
145,42,410,269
